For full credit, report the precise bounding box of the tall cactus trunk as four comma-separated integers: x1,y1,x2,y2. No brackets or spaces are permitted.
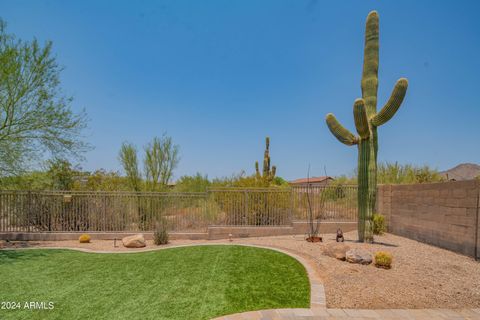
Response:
325,11,408,242
357,130,377,242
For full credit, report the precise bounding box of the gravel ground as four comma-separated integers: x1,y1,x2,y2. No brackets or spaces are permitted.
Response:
1,231,479,309
236,232,480,309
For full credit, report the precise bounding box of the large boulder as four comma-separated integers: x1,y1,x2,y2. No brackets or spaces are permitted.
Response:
122,234,146,248
346,248,373,265
323,242,351,261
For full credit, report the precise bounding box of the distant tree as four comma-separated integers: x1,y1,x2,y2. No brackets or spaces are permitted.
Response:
45,158,80,190
211,170,288,188
118,142,142,191
81,169,130,191
0,19,88,176
0,170,50,190
272,176,290,187
174,173,210,193
119,135,179,192
377,162,444,184
413,166,442,183
332,163,443,186
144,134,179,191
331,175,357,186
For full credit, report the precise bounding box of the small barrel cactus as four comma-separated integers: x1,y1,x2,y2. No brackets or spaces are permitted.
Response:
373,213,386,235
79,234,91,243
374,251,393,269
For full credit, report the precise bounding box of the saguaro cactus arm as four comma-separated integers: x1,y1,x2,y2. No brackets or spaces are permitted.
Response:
361,11,379,114
371,78,408,127
353,99,370,139
255,161,260,177
326,113,358,146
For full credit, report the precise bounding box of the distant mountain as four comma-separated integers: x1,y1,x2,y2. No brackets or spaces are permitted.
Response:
440,163,480,181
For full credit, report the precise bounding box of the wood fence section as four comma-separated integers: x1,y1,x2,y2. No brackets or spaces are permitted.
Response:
0,186,358,233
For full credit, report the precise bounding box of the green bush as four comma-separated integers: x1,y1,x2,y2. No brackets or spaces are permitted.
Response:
373,213,386,235
154,219,169,245
374,251,392,269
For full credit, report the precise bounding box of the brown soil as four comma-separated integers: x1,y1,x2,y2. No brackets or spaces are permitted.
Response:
1,231,479,309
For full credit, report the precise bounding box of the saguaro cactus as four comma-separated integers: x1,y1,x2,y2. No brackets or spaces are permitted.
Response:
325,11,408,242
255,137,276,183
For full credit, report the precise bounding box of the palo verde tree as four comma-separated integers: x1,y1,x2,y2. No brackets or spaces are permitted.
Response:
118,142,142,192
143,134,179,191
255,137,276,184
118,134,179,192
118,135,179,230
325,11,408,242
0,19,88,175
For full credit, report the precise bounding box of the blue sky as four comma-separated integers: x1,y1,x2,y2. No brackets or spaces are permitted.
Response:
1,0,479,180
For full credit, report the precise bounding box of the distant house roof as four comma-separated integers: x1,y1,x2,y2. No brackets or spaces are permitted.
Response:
289,176,334,185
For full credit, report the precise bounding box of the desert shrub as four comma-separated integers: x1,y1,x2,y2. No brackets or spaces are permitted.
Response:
79,234,91,243
377,162,444,184
374,251,392,269
322,185,342,201
154,219,169,245
174,173,211,192
372,213,386,235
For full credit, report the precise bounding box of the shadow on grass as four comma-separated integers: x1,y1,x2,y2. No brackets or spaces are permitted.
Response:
0,241,41,249
0,249,57,265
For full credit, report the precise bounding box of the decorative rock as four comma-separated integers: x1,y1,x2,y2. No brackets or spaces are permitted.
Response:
346,248,373,265
122,234,146,248
323,242,350,261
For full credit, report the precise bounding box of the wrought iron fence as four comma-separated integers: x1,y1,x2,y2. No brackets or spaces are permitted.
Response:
0,186,357,233
208,188,292,226
292,185,358,222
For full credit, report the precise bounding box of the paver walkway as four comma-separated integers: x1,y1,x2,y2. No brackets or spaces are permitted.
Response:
213,308,480,319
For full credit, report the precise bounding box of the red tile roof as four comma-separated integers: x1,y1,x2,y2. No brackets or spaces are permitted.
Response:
289,176,333,184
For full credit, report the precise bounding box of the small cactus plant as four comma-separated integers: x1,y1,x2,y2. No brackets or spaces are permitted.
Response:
373,213,386,235
374,251,393,269
153,218,169,245
79,234,91,243
325,11,408,242
255,137,276,184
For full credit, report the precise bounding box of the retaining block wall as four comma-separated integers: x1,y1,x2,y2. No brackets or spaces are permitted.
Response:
377,180,480,258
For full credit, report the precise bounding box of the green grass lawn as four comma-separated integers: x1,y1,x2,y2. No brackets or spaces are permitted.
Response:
0,245,309,320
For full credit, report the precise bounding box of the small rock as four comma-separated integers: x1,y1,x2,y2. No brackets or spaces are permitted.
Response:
122,234,146,248
324,242,351,261
346,248,372,265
